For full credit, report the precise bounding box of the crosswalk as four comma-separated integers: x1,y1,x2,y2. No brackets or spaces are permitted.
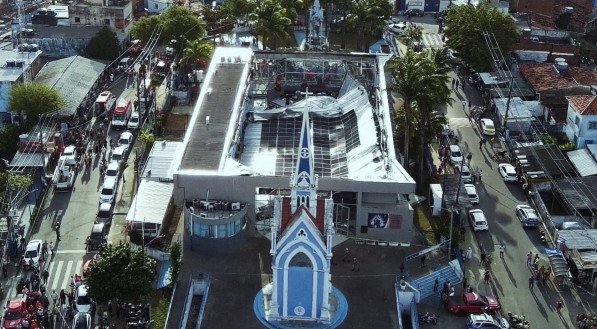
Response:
448,117,474,129
47,260,84,292
421,33,444,49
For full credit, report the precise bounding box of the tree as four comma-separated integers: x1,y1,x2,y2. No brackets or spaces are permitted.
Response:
249,0,293,50
345,0,391,51
429,47,453,74
138,129,155,154
9,83,65,128
200,6,236,36
86,27,121,61
168,242,182,287
180,39,213,70
131,6,206,50
85,242,156,303
400,24,423,49
0,125,21,160
444,3,519,71
390,50,451,175
221,0,256,18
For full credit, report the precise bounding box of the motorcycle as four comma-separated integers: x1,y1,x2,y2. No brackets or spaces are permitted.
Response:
539,229,547,245
508,312,530,328
418,312,438,325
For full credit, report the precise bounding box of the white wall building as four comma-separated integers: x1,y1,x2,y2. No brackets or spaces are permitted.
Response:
565,95,597,149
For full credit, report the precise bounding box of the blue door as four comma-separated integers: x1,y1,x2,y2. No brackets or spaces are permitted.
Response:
286,266,314,318
424,0,440,12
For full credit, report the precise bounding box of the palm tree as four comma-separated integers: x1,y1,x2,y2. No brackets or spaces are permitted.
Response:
401,24,423,48
429,47,453,74
249,0,292,50
346,0,390,51
390,50,452,175
181,39,214,70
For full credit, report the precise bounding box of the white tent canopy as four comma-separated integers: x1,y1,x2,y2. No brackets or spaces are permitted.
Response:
126,180,174,225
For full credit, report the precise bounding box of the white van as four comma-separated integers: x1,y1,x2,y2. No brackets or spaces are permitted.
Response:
99,176,118,204
464,184,479,205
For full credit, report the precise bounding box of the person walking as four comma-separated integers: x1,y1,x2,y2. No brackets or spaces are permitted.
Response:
466,153,473,163
484,270,490,284
42,241,48,259
49,241,54,257
59,289,66,306
556,298,564,314
433,277,439,292
55,223,61,241
420,255,426,268
466,247,473,262
42,269,49,284
2,264,7,278
480,251,487,266
342,248,351,262
451,78,455,89
499,244,505,259
526,251,533,265
455,79,459,89
479,139,484,150
528,275,535,289
478,169,483,183
352,257,360,271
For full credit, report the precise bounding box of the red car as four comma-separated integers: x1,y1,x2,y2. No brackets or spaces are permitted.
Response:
445,292,501,314
3,296,26,329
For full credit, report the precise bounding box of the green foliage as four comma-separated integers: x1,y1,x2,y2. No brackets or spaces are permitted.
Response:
401,24,423,48
558,142,576,151
0,124,21,160
444,3,519,71
429,47,453,74
131,7,206,48
346,0,392,51
221,0,256,18
86,27,121,61
542,134,556,145
86,242,156,303
249,0,293,50
9,83,65,127
181,39,213,70
200,6,236,36
0,173,33,195
168,242,182,287
138,129,156,153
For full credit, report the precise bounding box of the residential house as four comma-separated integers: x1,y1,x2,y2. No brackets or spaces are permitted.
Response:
564,95,597,148
146,0,172,14
69,0,133,43
0,47,43,116
513,0,594,32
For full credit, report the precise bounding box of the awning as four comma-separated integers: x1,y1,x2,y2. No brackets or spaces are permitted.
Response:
567,148,597,177
546,250,571,278
9,152,49,172
126,180,173,225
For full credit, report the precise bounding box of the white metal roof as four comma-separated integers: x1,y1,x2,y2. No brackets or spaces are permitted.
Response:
142,141,182,181
558,229,597,250
126,180,173,225
567,148,597,177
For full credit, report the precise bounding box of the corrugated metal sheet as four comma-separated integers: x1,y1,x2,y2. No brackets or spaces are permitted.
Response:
567,148,597,177
558,229,597,250
126,180,173,224
142,141,182,181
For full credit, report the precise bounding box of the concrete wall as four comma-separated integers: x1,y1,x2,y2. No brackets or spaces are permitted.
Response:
23,37,89,58
174,172,416,243
147,0,171,14
0,82,11,113
565,104,597,148
69,2,133,42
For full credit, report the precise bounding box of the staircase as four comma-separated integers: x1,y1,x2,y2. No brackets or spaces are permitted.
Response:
409,260,463,301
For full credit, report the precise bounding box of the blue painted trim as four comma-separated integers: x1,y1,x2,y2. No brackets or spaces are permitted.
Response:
253,286,348,329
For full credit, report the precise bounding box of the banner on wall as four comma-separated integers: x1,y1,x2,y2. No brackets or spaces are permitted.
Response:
368,213,389,228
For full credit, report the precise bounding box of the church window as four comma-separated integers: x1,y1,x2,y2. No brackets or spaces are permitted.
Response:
289,252,312,268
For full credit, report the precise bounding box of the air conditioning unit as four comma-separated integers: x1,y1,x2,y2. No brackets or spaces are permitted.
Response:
231,202,241,211
199,213,207,218
188,207,194,214
193,199,199,208
200,200,210,210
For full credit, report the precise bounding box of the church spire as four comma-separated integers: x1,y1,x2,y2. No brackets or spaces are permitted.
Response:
291,89,317,213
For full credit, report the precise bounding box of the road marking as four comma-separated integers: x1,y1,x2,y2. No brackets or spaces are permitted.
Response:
51,261,64,291
74,260,83,277
48,261,56,279
56,250,87,254
60,261,73,291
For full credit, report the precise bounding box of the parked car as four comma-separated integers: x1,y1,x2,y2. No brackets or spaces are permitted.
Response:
87,223,108,251
515,204,540,228
405,8,425,17
464,184,479,205
75,285,92,313
480,118,496,136
456,164,473,183
96,202,113,226
468,209,489,231
447,48,461,63
498,163,518,182
73,312,91,329
105,161,120,179
118,131,134,152
3,295,27,329
467,313,509,329
388,22,407,34
449,145,463,165
446,292,501,314
110,146,126,164
22,239,42,270
127,111,140,130
99,176,118,204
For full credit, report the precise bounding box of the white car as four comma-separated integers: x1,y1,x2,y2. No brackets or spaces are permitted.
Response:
498,163,518,182
23,239,43,269
105,161,120,179
75,285,92,313
388,22,407,34
99,176,118,204
480,118,496,136
464,184,479,205
468,209,489,231
449,145,463,165
127,111,140,130
110,146,126,164
118,131,134,152
456,164,473,183
73,312,91,329
515,204,540,228
467,313,509,329
447,48,462,63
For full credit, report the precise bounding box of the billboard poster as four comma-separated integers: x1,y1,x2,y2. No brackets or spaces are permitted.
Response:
368,213,389,228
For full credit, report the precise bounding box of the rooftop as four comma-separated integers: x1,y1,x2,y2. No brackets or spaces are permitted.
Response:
142,141,182,181
558,229,597,250
519,63,597,93
0,49,42,82
567,95,597,115
23,25,105,40
567,148,597,177
512,144,577,179
35,56,106,116
554,176,597,211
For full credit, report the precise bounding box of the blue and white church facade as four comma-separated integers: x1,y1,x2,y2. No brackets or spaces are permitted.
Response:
254,96,347,328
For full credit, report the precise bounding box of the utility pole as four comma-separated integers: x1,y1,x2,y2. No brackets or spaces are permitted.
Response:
503,74,515,129
137,64,144,127
447,155,466,260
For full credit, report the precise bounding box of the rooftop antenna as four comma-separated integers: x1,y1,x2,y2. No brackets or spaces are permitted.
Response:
12,0,24,50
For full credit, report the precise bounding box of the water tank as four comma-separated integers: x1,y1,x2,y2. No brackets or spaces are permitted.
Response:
19,134,29,142
554,58,565,63
556,61,569,73
5,59,15,67
28,44,39,52
563,6,574,13
15,60,25,67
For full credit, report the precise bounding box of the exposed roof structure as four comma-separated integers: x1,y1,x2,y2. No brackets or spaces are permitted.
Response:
553,176,597,211
0,49,42,82
35,56,106,116
567,95,597,115
567,148,597,177
126,180,174,225
142,141,182,181
558,229,597,250
512,144,577,179
519,63,597,92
